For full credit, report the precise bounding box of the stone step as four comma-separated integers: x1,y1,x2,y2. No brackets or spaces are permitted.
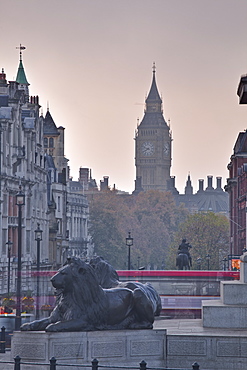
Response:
202,299,247,328
220,280,247,305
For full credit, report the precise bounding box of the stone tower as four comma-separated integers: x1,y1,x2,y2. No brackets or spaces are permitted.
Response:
134,64,172,192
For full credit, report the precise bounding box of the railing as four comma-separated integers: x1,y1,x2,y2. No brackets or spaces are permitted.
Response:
0,357,200,370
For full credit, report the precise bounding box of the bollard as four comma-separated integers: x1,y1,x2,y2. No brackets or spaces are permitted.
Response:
92,358,99,370
50,356,57,370
14,355,21,370
0,327,5,353
192,362,200,370
140,360,147,370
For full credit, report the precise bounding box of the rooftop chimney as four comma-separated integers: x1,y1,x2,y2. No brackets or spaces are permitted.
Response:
100,176,109,191
198,179,204,192
216,177,223,191
79,168,89,184
206,176,214,191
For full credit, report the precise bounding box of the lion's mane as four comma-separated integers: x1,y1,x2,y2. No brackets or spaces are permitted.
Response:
52,258,109,329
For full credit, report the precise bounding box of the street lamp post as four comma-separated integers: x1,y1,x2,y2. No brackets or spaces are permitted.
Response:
206,254,211,270
15,187,25,331
6,240,13,297
126,232,133,270
35,223,43,320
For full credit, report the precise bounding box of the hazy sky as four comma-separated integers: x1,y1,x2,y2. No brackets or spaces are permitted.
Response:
2,0,247,193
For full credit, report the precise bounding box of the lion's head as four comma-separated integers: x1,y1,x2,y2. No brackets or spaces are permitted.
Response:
51,257,93,291
51,257,108,325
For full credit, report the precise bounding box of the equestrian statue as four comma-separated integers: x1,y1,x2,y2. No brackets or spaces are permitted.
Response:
176,238,192,270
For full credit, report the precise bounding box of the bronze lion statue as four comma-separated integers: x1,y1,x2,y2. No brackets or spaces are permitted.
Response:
89,256,161,317
21,257,161,332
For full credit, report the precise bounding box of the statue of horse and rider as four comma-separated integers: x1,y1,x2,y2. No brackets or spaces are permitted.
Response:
176,239,192,270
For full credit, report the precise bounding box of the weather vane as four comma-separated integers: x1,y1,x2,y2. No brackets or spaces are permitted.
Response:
16,44,26,61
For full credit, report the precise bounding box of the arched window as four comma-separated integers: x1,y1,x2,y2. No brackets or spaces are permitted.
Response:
44,137,48,147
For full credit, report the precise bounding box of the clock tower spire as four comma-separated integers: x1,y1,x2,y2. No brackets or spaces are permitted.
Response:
134,65,172,192
145,62,163,114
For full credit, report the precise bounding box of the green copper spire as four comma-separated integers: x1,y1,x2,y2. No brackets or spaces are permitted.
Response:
16,59,29,84
16,44,29,85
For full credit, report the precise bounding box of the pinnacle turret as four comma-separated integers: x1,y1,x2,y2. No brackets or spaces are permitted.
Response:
15,44,29,99
16,44,29,85
16,59,29,85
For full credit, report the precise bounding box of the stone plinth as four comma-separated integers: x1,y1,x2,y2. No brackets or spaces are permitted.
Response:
11,329,166,370
202,252,247,328
202,299,247,328
154,319,247,370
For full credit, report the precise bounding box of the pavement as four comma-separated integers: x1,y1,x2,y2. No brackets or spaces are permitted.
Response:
0,349,12,369
1,318,247,369
154,317,247,337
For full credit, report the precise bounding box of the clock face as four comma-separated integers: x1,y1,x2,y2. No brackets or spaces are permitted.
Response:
164,142,169,156
141,142,154,156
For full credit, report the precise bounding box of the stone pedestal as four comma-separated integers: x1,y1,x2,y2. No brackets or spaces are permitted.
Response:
202,252,247,328
11,329,166,370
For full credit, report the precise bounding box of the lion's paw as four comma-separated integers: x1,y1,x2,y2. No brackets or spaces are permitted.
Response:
21,322,39,331
20,323,31,331
45,323,60,332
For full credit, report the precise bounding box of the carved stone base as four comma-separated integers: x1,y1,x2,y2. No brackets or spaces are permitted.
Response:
11,329,166,370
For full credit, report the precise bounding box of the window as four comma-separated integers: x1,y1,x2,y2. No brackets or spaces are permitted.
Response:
49,138,54,148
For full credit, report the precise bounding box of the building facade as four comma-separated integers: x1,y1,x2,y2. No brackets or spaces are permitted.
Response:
225,131,247,256
134,65,172,192
224,75,247,256
0,50,92,299
0,51,49,294
43,109,94,267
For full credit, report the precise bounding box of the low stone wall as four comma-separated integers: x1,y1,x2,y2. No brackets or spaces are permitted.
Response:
166,333,247,370
11,329,166,370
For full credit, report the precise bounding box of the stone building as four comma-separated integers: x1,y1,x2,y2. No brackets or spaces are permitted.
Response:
43,109,93,266
224,75,247,256
173,175,228,215
0,50,49,294
0,50,92,298
225,130,247,256
133,65,228,215
134,64,172,192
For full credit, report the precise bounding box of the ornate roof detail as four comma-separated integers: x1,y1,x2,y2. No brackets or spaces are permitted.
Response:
145,63,162,107
139,64,168,127
16,59,29,85
43,110,60,136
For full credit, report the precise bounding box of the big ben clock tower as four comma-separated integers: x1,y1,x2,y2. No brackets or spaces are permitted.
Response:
134,64,172,192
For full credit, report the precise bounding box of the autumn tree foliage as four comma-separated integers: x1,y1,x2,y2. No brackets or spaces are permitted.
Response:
89,190,188,269
166,212,230,270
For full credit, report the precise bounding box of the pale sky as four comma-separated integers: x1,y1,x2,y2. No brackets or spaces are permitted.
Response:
2,0,247,193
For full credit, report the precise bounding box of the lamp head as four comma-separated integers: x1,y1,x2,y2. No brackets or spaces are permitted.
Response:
35,223,43,241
